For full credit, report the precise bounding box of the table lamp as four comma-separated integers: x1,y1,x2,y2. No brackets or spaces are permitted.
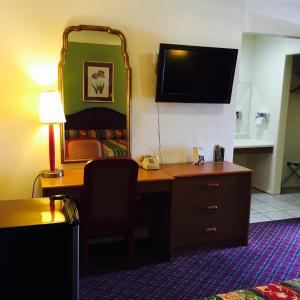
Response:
39,90,66,178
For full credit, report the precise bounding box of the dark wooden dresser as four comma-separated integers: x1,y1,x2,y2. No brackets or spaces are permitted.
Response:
41,162,252,255
161,162,252,251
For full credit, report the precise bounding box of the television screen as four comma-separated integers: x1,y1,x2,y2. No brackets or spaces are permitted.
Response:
155,43,238,103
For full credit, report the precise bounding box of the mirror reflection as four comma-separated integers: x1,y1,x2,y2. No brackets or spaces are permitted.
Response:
59,25,131,163
235,81,252,138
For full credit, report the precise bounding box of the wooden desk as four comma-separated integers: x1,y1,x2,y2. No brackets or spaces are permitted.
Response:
41,167,174,262
161,162,252,249
41,162,252,254
160,161,252,177
41,168,173,197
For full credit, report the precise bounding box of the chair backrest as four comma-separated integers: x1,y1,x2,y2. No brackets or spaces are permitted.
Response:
67,139,102,160
83,158,139,231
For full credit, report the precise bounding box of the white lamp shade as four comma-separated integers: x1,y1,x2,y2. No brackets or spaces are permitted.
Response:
39,91,66,124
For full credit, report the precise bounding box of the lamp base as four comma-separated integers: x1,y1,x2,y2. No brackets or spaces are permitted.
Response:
41,169,64,178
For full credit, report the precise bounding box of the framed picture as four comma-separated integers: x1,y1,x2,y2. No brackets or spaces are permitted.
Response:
83,61,113,102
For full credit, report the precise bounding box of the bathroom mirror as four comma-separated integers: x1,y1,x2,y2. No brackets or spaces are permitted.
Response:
59,25,131,163
235,81,252,138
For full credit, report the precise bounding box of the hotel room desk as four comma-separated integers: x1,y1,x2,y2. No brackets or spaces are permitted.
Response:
41,167,173,196
161,162,252,249
41,162,252,254
41,167,174,261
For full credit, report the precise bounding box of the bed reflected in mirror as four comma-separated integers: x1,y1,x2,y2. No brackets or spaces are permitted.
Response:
59,25,131,163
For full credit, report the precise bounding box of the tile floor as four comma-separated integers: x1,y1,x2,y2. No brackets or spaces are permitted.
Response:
250,190,300,223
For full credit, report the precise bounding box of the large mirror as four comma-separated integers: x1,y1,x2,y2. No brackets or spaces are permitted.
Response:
59,25,131,163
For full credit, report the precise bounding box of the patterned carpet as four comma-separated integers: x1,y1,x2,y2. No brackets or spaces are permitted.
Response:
80,219,300,300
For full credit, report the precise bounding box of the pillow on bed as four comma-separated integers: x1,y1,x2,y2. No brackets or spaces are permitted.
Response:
65,129,127,140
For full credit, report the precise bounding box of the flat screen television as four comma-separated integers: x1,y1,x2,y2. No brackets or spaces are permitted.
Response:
155,43,238,103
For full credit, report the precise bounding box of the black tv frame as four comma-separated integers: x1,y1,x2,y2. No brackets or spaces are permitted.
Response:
155,43,238,104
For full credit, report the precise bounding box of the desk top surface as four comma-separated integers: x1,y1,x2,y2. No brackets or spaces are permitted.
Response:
40,167,173,189
0,198,67,228
161,161,252,178
40,162,251,190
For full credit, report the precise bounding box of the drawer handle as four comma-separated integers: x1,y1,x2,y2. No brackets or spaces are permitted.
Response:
207,183,219,190
206,227,217,233
207,205,218,212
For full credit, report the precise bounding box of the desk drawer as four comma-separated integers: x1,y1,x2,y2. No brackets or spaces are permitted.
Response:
173,174,249,213
172,173,251,248
174,174,240,201
172,215,247,247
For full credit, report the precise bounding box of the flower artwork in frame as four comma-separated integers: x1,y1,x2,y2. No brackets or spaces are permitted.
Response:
83,61,113,102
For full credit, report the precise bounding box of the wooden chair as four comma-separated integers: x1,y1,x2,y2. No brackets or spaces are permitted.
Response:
80,158,139,275
67,139,102,160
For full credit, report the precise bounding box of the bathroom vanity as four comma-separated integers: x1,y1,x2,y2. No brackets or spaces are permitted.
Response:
234,139,274,154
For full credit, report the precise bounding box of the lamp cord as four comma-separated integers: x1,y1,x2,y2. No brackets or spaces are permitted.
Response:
155,53,163,163
156,103,163,164
32,174,41,198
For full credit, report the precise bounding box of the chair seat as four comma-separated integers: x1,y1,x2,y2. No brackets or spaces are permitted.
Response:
67,139,102,160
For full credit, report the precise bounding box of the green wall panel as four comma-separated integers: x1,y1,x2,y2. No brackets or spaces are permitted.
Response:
63,42,126,115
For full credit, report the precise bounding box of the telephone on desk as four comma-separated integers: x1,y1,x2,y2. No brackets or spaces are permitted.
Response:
139,155,160,170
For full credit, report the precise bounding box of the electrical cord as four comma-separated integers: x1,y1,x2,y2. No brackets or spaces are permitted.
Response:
31,173,41,198
156,103,163,164
155,53,163,164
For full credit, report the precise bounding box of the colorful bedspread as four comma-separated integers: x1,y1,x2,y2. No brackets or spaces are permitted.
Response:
101,139,127,157
65,129,128,158
204,278,300,300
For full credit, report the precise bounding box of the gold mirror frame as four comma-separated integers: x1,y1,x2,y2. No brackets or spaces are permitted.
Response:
58,25,131,163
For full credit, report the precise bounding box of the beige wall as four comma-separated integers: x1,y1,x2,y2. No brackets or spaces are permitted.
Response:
0,0,244,200
1,0,300,200
234,35,300,194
